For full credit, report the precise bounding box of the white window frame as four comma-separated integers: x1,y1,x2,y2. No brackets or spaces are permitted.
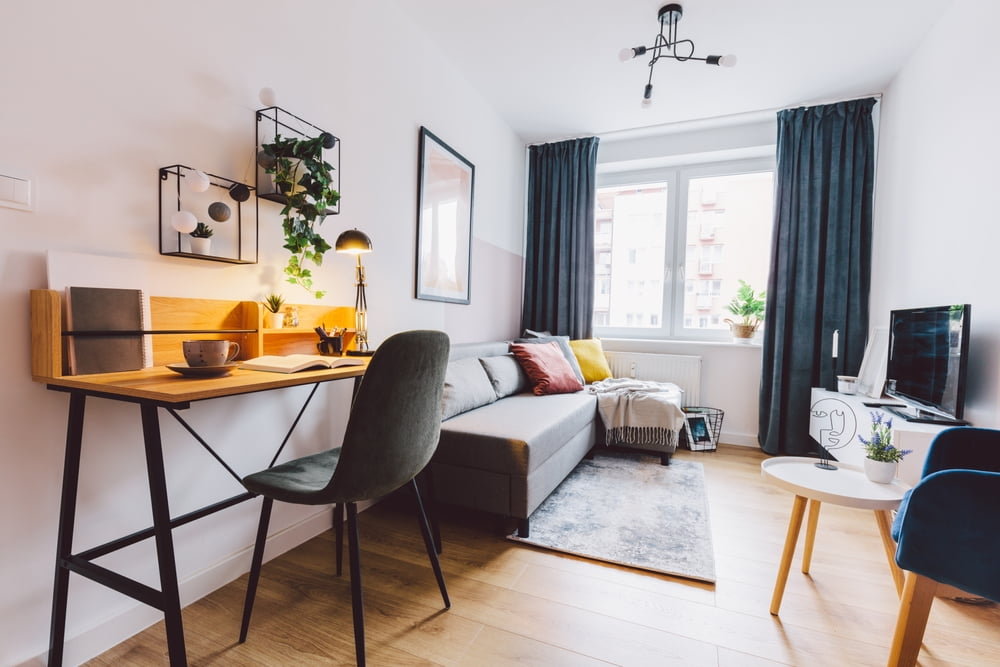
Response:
594,157,775,342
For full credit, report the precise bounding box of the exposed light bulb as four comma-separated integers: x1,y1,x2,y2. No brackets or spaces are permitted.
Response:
187,170,210,193
258,87,277,107
618,47,635,63
719,54,738,67
170,209,197,234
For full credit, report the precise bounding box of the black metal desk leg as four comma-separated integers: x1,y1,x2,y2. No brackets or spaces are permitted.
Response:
48,392,86,667
139,403,187,666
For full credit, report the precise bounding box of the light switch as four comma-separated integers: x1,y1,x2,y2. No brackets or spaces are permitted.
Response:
0,173,33,211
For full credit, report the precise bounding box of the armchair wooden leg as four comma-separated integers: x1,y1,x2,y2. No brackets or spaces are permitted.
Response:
887,571,937,667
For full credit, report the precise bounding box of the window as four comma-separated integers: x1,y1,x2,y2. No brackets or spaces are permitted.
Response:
593,159,774,341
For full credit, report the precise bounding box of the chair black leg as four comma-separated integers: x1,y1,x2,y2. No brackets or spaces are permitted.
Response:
346,502,366,667
517,518,530,538
410,479,450,609
239,496,273,643
334,502,344,576
418,468,443,554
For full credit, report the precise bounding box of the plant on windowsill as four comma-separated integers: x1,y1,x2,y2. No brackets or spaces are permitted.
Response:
858,411,912,483
258,133,341,299
262,293,286,329
189,222,213,255
724,279,766,343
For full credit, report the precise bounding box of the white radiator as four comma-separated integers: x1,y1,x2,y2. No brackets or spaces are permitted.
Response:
603,352,702,407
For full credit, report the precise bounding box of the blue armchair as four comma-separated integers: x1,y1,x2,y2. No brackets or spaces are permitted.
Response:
888,427,1000,666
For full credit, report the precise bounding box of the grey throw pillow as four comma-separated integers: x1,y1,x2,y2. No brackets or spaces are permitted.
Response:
513,335,585,384
479,354,529,398
441,357,498,420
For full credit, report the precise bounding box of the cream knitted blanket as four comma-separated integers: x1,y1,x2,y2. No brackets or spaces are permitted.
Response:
589,378,685,446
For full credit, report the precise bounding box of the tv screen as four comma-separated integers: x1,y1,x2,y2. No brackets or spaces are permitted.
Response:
885,304,970,422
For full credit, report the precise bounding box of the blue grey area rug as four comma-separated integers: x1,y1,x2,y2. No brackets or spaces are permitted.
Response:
509,453,716,582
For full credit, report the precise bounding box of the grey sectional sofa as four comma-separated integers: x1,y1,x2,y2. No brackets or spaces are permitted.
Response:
430,341,598,537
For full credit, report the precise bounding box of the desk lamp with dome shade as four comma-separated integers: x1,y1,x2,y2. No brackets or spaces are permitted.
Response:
336,229,374,356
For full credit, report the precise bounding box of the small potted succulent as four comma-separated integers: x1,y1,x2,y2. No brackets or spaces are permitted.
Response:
724,279,766,343
262,293,286,329
189,222,214,255
858,411,912,483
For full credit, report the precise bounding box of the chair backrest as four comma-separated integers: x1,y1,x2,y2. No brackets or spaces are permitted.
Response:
921,426,1000,477
324,329,450,503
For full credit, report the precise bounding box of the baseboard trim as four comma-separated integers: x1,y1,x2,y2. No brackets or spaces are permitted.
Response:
32,506,335,667
719,431,758,448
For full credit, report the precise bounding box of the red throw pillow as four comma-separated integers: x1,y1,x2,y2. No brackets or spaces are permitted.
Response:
510,341,584,395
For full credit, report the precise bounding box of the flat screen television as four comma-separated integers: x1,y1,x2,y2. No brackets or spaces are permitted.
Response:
884,304,970,424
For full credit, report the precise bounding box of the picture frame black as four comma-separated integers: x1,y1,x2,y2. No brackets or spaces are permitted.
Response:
415,126,474,304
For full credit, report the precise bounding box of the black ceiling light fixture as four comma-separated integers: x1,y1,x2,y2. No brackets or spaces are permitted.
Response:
619,3,737,107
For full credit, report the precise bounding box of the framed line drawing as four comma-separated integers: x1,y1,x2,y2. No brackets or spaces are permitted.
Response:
415,126,474,304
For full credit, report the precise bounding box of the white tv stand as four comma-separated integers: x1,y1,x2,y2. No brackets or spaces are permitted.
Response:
808,388,959,486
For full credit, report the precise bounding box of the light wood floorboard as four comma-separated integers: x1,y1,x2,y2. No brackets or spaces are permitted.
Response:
85,445,1000,666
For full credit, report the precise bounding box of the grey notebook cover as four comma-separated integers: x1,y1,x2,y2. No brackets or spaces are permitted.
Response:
66,286,145,374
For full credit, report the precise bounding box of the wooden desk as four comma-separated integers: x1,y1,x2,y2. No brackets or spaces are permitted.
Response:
31,289,366,666
41,363,366,667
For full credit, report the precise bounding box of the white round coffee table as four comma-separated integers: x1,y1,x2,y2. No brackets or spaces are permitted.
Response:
761,456,910,615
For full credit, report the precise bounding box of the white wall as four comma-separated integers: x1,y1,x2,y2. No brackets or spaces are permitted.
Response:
0,1,525,664
872,0,1000,428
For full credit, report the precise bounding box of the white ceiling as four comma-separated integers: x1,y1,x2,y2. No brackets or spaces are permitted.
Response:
393,0,945,143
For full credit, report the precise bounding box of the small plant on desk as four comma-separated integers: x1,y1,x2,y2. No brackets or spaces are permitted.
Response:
262,294,286,329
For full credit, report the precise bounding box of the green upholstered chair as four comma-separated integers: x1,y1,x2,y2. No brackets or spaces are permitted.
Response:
238,330,451,666
888,426,1000,666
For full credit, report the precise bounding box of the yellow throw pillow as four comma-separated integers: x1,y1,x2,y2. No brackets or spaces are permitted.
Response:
568,338,613,384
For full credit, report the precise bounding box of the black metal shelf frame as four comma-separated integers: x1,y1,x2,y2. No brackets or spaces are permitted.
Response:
255,106,341,215
158,164,258,264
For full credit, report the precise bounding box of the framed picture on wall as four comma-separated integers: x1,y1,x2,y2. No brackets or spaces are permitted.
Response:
415,126,475,304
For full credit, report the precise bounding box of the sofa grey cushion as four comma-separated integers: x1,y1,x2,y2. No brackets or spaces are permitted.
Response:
479,354,529,398
514,335,585,384
436,392,597,476
441,357,497,420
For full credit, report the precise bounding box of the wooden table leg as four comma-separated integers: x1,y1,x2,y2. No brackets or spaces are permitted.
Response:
801,499,821,574
874,509,905,597
770,494,807,615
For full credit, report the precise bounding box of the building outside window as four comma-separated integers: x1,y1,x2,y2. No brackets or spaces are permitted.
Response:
593,159,774,341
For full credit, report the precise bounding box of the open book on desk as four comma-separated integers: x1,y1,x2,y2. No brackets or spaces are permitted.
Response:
241,354,365,374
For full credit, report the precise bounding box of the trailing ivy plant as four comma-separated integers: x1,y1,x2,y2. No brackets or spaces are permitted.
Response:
259,133,340,298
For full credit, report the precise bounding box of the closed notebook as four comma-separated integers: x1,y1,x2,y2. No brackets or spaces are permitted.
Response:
66,286,145,375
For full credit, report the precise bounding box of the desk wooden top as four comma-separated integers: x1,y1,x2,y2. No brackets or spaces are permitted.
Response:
33,362,367,405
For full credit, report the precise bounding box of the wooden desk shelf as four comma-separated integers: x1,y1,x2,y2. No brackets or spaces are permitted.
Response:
31,289,356,379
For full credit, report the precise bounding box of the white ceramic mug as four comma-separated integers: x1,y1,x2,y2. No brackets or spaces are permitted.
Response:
183,340,240,367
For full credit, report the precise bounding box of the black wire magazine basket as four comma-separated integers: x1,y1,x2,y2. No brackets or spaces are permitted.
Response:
678,406,724,451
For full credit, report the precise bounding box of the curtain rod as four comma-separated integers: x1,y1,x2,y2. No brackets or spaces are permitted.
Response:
542,92,885,146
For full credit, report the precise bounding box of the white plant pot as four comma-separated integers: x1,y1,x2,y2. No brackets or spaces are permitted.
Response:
864,458,897,484
265,311,284,329
189,237,212,255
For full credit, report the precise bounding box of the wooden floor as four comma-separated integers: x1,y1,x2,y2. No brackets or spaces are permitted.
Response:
87,445,1000,666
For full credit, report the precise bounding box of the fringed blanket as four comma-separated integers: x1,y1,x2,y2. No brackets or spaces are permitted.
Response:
589,378,686,448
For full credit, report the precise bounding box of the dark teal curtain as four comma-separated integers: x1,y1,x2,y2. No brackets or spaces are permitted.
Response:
522,136,600,340
759,99,876,456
